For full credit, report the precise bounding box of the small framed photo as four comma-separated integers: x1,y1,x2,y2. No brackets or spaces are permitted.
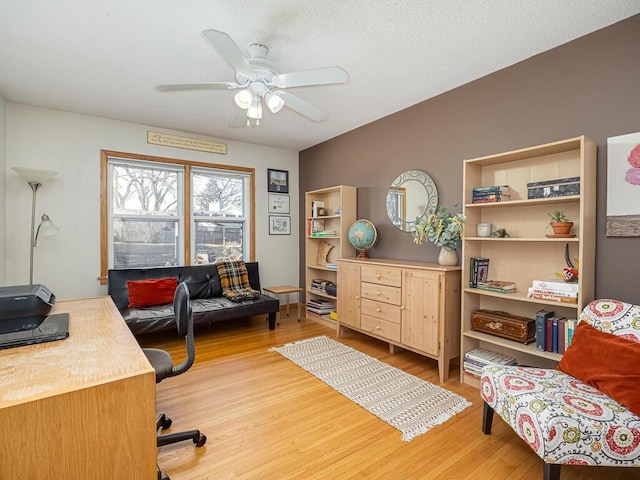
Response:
268,193,290,214
267,168,289,193
269,215,291,235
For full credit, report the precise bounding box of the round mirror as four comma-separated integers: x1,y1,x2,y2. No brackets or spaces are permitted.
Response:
386,170,438,232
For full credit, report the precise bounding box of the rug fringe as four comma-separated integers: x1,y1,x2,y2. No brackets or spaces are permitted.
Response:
400,400,472,441
268,335,329,352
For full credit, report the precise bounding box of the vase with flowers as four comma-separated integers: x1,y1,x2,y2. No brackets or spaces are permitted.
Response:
413,203,465,265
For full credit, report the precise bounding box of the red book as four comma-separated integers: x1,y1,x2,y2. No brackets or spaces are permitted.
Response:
545,318,554,352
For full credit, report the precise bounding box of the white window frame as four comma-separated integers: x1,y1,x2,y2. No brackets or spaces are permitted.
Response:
99,150,255,283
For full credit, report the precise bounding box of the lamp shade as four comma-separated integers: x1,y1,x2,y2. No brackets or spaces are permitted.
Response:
13,167,58,185
247,100,263,120
265,92,284,113
234,89,253,109
38,214,59,237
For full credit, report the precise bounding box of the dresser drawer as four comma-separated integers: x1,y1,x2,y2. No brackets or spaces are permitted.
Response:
361,314,401,342
361,298,401,324
361,266,402,287
361,282,401,305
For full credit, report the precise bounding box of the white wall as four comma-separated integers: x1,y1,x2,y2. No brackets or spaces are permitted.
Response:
0,94,6,284
5,103,299,300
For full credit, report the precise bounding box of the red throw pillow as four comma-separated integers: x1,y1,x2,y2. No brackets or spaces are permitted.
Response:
127,277,178,308
558,321,640,416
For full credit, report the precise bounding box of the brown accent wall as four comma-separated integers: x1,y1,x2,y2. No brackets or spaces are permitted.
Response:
300,15,640,304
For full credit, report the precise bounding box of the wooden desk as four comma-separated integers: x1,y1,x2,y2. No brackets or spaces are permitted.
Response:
0,297,156,479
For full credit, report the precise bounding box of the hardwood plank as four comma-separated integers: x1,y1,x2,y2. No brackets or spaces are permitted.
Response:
138,316,637,479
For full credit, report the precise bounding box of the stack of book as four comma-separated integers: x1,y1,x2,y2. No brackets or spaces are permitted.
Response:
535,309,576,354
471,185,511,203
306,298,335,316
325,263,337,271
529,279,578,304
311,278,333,294
469,257,489,287
463,348,517,380
476,280,516,293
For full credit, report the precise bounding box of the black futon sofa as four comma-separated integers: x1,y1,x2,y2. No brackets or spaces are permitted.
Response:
108,262,279,335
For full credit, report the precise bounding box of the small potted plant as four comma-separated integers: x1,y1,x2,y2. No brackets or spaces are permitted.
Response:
547,210,573,235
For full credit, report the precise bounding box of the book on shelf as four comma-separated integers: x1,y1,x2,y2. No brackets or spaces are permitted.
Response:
472,185,511,195
311,230,337,237
535,309,554,351
463,348,516,378
464,348,517,366
310,278,334,294
469,257,489,287
476,280,516,293
306,307,333,315
531,279,579,293
529,288,578,298
544,316,572,353
531,291,578,304
325,263,337,270
307,298,334,308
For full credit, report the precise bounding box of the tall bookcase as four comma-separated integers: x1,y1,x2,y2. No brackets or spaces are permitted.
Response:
305,185,357,327
460,136,597,387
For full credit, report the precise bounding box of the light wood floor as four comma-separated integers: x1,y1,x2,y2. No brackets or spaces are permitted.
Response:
139,315,636,480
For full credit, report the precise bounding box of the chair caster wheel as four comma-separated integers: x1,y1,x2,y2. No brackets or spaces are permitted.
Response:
161,417,172,430
195,434,207,447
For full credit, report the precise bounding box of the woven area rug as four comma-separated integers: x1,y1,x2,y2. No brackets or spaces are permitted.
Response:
270,335,471,441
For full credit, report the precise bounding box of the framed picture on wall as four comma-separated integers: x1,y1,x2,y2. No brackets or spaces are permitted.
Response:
606,131,640,236
267,168,289,193
268,193,290,213
269,215,291,235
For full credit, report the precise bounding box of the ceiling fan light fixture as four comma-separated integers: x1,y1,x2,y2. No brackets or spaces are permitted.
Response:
265,91,284,114
234,89,253,109
247,100,262,120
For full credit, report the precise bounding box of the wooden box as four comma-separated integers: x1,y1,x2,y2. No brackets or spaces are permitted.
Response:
471,310,536,344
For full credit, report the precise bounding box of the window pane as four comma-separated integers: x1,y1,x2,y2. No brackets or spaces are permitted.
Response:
112,164,178,215
113,219,179,268
194,220,243,263
192,173,244,218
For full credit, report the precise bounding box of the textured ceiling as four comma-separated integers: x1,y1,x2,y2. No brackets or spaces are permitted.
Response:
1,1,639,151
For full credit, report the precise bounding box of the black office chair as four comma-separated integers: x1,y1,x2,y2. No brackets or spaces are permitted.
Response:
142,282,206,480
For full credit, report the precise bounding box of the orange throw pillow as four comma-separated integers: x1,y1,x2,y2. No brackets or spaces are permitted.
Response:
127,277,178,308
558,321,640,416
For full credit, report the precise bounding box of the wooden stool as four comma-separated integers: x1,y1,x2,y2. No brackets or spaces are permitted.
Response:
262,285,304,325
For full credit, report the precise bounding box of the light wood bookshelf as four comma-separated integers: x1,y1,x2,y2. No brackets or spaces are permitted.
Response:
305,185,357,327
460,136,596,386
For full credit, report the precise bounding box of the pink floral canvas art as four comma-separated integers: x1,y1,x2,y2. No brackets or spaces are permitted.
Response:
607,132,640,236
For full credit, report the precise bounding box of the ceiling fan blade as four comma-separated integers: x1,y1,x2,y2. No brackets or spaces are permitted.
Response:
156,82,239,92
229,107,248,127
202,29,255,78
272,66,348,88
278,91,328,122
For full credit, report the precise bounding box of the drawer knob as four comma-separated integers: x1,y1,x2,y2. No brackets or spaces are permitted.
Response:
377,274,382,280
400,305,406,310
355,295,360,300
376,308,381,313
376,291,381,296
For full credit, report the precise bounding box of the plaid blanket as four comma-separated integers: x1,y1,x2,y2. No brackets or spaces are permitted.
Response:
215,260,260,301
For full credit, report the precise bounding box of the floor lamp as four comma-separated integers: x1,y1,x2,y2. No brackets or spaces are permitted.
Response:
12,167,60,285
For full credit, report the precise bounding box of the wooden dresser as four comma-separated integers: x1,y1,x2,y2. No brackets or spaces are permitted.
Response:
337,258,461,383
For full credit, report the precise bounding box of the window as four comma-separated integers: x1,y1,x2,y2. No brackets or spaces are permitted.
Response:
100,151,254,284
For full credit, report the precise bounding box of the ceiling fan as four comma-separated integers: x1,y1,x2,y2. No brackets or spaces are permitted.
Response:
156,29,348,126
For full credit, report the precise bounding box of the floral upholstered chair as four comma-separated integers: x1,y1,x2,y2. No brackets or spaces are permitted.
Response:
480,299,640,480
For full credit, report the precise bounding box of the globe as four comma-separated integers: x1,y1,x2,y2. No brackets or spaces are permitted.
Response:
348,219,378,258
